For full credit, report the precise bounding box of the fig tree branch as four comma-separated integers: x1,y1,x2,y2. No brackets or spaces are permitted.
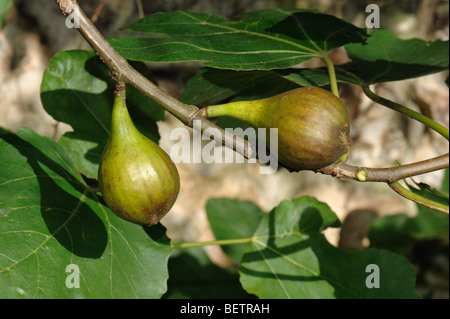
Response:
55,0,255,159
170,237,253,249
56,0,448,197
316,153,449,183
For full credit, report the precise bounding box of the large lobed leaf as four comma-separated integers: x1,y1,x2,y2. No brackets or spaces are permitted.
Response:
180,29,449,107
0,128,171,298
275,29,448,85
110,9,368,71
279,29,448,85
340,29,449,84
207,197,420,299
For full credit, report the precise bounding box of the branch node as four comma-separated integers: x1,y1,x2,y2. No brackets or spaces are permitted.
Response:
56,0,76,15
186,109,204,127
357,170,367,181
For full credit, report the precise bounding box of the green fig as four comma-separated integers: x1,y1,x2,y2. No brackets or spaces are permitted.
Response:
204,87,351,171
98,85,180,225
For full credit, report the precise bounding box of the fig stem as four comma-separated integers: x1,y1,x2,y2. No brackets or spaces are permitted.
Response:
362,85,449,141
320,53,339,98
171,237,253,249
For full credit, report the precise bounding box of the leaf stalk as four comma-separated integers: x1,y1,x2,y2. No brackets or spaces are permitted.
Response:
362,85,449,141
389,181,449,214
320,53,340,98
170,237,253,249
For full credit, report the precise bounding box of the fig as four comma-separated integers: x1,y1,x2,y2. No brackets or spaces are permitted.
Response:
98,85,180,225
204,86,351,171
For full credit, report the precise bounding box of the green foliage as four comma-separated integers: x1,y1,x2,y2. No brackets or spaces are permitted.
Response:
368,170,449,254
341,29,449,84
206,198,264,263
213,197,419,298
0,0,13,28
164,247,254,299
180,30,449,107
1,8,448,299
0,128,171,298
110,9,368,70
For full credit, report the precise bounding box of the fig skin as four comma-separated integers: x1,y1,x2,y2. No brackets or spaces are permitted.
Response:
205,87,351,171
98,86,180,226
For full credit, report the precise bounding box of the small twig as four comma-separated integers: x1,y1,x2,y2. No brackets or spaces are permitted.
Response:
90,0,106,24
136,0,144,20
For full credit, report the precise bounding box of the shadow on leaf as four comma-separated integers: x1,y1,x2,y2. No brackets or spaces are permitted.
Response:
165,248,255,299
2,132,107,258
